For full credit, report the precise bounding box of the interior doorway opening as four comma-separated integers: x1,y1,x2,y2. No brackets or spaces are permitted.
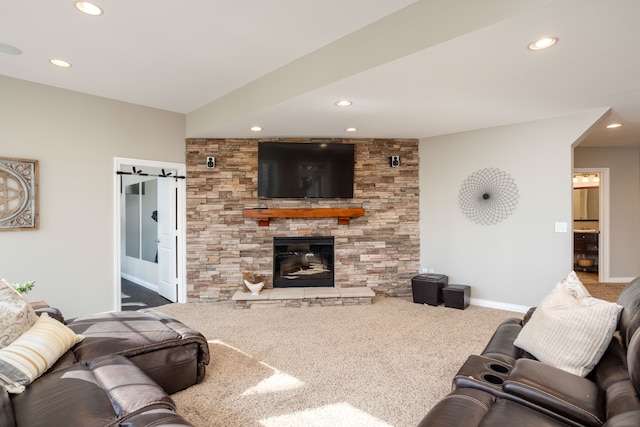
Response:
121,277,171,311
572,168,609,283
114,158,187,311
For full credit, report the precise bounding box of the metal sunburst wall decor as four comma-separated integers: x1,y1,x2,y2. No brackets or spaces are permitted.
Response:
458,167,519,225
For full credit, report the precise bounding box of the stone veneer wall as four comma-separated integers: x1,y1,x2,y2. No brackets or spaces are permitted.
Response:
185,138,419,302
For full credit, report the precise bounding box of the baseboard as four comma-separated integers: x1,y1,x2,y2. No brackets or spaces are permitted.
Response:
470,298,530,314
605,276,635,283
470,278,635,313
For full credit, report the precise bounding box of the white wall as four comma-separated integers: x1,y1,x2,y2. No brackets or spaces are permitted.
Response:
420,111,607,310
574,147,640,280
0,76,185,318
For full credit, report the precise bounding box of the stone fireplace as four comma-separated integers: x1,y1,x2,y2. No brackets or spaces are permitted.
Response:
185,137,420,302
273,236,334,288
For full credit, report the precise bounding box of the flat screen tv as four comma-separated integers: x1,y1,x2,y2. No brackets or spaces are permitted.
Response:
258,142,355,198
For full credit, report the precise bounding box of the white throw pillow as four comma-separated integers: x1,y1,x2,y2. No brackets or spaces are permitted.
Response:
0,278,38,348
0,312,84,393
559,270,591,298
514,277,622,377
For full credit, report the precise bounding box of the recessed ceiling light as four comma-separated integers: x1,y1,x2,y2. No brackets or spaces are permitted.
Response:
606,123,622,129
345,127,358,132
75,1,103,16
335,100,352,107
250,126,263,132
49,59,72,68
527,36,558,51
0,42,22,55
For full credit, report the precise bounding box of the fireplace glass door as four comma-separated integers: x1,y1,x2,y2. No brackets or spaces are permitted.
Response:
273,236,334,287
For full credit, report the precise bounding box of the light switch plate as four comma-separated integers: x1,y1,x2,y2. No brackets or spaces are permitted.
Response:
554,222,568,232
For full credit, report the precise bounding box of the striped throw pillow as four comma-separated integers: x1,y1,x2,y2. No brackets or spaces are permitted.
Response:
0,312,83,393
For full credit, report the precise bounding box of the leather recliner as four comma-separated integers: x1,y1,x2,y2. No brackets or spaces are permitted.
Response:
418,277,640,427
2,307,210,427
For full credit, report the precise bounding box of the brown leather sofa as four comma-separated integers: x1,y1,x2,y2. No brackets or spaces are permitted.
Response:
418,277,640,427
2,307,209,427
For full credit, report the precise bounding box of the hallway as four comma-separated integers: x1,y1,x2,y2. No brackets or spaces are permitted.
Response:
576,271,599,284
121,278,171,311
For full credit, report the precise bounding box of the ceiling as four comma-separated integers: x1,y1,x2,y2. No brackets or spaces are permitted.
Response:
2,0,639,147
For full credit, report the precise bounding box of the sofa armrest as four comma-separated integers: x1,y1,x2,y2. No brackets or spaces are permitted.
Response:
453,355,512,394
480,318,524,365
503,358,605,427
33,306,65,323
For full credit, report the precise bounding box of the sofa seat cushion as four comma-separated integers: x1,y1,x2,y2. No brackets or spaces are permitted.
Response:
10,354,176,427
417,388,573,427
0,313,83,393
514,278,622,376
67,308,210,394
603,411,640,427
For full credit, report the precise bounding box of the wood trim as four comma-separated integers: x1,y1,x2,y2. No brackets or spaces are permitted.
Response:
243,207,364,226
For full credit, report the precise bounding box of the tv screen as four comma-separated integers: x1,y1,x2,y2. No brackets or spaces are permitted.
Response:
258,142,355,198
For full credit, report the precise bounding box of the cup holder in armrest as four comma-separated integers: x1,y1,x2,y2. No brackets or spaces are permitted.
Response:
488,363,510,374
453,355,513,392
481,373,505,385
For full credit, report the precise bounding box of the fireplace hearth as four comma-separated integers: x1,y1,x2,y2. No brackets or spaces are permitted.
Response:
273,236,334,288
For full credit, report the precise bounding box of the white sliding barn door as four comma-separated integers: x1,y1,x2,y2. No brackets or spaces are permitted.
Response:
157,177,178,302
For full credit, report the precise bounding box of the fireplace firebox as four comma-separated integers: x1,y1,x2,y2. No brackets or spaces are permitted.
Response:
273,236,334,288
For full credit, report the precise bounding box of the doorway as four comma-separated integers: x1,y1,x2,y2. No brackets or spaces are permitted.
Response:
114,157,187,310
572,168,609,282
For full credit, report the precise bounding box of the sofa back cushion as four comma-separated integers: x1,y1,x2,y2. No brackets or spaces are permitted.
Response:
628,329,640,398
592,334,640,419
617,277,640,346
0,387,15,427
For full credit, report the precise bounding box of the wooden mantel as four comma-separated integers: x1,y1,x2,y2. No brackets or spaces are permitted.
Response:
243,207,365,226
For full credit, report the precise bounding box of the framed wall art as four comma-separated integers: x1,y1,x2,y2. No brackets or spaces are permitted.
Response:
0,157,39,231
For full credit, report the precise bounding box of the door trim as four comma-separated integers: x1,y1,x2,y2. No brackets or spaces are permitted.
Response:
113,157,187,310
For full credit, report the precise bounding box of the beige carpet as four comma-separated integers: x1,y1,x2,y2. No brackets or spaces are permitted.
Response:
158,297,521,427
583,282,626,302
576,271,628,303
